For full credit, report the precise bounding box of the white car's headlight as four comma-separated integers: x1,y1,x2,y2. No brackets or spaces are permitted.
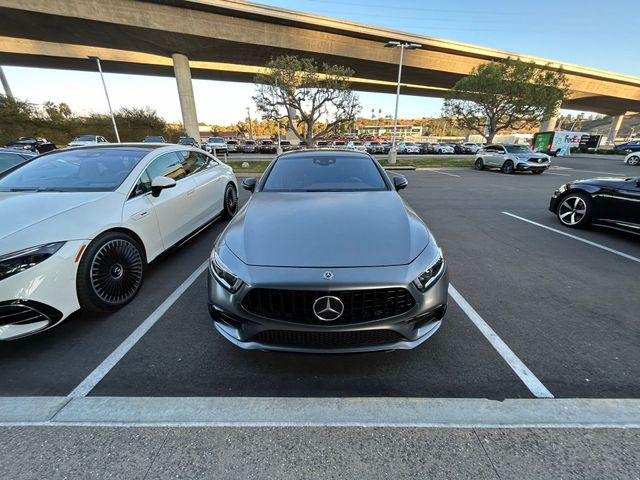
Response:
210,251,243,292
0,242,66,281
413,250,445,292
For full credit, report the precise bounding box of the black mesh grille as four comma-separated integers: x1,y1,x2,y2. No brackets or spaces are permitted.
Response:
250,329,404,349
0,304,50,326
242,288,416,325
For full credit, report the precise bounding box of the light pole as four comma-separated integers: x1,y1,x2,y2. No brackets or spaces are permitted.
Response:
246,106,254,140
384,41,422,164
88,56,120,142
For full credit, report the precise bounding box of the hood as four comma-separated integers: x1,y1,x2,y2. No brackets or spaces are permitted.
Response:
0,191,121,253
572,177,629,188
515,151,547,159
223,191,430,267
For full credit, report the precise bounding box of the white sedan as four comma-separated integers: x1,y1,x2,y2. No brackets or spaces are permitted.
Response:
0,144,238,340
625,151,640,166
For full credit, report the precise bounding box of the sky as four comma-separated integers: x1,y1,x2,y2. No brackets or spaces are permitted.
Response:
1,0,636,125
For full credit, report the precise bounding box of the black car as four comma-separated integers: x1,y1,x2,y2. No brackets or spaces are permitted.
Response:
177,137,198,147
0,148,37,174
5,137,56,154
143,135,166,143
549,176,640,235
614,140,640,153
258,140,277,154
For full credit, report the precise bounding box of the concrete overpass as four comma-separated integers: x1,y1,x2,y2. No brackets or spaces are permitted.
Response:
0,0,639,142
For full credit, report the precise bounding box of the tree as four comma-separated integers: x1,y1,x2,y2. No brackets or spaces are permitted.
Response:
253,55,361,145
442,58,568,142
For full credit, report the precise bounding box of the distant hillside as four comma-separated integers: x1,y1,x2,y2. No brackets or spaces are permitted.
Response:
570,115,640,138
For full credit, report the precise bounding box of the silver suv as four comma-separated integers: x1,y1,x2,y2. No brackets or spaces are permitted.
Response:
474,144,550,174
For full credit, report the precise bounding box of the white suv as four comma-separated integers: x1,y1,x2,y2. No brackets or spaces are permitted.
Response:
474,144,550,174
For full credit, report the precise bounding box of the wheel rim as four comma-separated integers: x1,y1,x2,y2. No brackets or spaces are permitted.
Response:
558,196,587,226
475,159,482,169
504,162,514,173
90,239,143,305
629,156,639,165
225,187,238,216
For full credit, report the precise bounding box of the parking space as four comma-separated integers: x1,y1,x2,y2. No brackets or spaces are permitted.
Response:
1,156,638,401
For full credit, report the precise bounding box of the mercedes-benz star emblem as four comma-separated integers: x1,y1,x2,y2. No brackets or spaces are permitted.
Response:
312,296,344,321
323,271,334,280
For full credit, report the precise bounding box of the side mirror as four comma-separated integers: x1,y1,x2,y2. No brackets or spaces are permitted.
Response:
393,176,408,191
151,176,176,197
242,178,257,192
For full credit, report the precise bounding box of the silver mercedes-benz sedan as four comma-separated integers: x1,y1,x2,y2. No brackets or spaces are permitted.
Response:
207,150,448,353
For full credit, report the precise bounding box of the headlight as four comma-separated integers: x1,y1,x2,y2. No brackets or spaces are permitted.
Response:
557,184,568,194
210,251,243,292
413,250,445,292
0,242,66,281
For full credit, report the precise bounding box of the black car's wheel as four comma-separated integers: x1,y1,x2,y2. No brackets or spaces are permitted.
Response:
557,193,592,228
627,155,640,166
77,232,145,312
501,160,515,174
532,170,544,174
474,158,485,170
222,183,238,219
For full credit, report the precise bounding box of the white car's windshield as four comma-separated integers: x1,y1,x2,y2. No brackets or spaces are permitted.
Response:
505,145,532,153
73,135,96,142
0,148,150,192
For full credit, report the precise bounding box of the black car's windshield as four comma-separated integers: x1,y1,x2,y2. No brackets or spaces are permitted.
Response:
262,154,388,192
0,148,149,192
505,145,532,153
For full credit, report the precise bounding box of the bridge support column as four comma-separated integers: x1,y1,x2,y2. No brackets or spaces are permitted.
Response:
0,66,14,100
539,101,561,132
605,114,624,146
172,53,200,144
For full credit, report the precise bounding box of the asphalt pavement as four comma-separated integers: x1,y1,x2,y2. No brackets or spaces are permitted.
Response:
1,154,638,478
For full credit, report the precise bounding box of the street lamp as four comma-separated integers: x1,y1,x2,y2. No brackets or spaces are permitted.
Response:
384,41,422,164
88,56,120,142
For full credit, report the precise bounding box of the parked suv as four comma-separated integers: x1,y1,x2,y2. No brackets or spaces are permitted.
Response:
225,139,239,153
462,142,482,154
204,137,227,154
346,140,367,152
474,144,550,174
434,143,455,154
239,140,257,153
364,141,384,154
397,142,420,154
258,140,277,154
6,136,56,153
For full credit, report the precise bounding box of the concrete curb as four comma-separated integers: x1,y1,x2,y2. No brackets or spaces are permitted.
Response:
1,397,638,428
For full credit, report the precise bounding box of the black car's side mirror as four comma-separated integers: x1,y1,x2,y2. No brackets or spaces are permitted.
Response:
242,178,257,192
393,176,408,191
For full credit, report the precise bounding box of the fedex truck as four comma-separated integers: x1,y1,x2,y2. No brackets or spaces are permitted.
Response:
533,131,588,156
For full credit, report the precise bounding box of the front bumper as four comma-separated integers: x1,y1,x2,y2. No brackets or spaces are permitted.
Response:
516,161,550,172
0,240,84,340
208,262,449,353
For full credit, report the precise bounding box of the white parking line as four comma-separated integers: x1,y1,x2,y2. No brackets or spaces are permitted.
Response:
546,172,571,177
448,284,554,399
502,212,640,264
67,260,209,398
430,170,461,178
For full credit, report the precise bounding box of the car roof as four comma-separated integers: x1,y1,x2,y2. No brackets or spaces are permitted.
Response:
278,148,371,158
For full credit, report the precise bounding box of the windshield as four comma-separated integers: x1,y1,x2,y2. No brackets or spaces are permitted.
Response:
208,137,225,144
262,154,388,192
144,136,165,142
178,138,194,144
0,148,149,192
73,135,96,142
505,145,532,153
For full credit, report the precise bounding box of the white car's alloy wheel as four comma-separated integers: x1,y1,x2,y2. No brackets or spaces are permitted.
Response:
627,155,640,166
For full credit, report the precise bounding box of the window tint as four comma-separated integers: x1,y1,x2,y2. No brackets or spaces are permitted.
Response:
146,152,186,181
0,148,148,192
0,153,27,174
176,150,210,175
262,154,388,192
130,171,152,198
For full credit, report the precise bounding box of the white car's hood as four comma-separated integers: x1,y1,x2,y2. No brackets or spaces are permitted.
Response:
0,191,123,255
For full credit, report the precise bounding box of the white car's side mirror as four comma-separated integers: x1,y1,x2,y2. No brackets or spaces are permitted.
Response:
151,176,176,197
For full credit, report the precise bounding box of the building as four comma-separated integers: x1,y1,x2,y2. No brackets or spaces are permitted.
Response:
357,125,426,139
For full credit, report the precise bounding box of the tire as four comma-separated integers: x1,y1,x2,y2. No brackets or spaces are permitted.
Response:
501,160,515,174
222,183,238,220
474,158,485,170
627,155,640,166
76,231,145,312
556,193,592,229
